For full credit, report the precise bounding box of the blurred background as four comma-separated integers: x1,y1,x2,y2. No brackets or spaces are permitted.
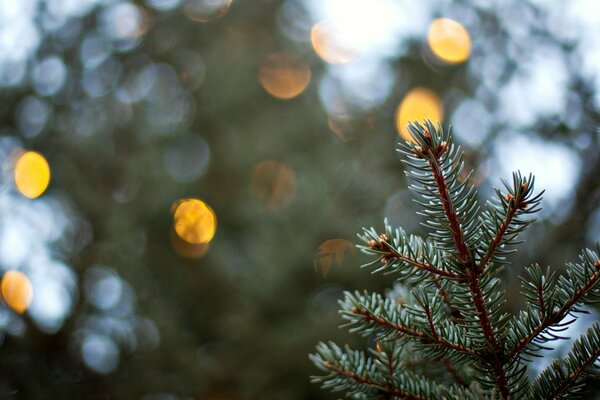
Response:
0,0,599,398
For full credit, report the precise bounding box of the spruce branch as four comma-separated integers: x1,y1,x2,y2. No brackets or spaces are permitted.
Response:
374,340,401,388
359,223,464,320
530,324,600,399
400,121,478,264
432,278,463,321
508,249,600,360
340,291,478,358
359,224,461,281
464,266,511,398
476,172,544,272
404,122,512,397
310,342,447,400
311,120,600,399
441,358,468,387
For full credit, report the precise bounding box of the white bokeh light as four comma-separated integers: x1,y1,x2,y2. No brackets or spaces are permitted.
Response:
492,132,580,213
499,47,569,128
81,333,120,374
305,0,434,112
307,0,430,57
28,258,77,334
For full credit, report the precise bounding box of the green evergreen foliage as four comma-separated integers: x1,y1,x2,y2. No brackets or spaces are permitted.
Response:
310,121,600,399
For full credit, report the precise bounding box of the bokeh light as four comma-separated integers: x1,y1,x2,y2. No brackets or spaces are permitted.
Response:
82,58,123,98
172,198,217,244
99,3,150,44
163,134,210,183
81,333,120,374
259,52,311,100
32,56,67,97
310,21,359,65
14,151,51,199
250,160,296,211
80,33,112,69
313,239,356,277
427,18,471,64
451,99,493,148
16,96,52,138
1,270,33,314
144,81,196,136
183,0,232,23
395,87,444,142
84,267,125,311
28,261,78,334
493,132,580,212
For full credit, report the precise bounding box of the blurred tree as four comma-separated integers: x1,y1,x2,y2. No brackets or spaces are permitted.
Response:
0,0,598,399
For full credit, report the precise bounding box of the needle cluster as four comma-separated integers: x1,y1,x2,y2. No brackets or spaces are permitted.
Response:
310,121,600,399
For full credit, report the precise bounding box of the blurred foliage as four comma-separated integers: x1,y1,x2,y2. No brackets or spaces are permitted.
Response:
0,0,598,399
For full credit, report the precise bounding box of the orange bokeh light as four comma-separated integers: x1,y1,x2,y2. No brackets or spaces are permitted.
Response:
1,270,33,314
259,53,311,100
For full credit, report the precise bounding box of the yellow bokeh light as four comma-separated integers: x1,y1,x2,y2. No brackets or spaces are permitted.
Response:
183,0,232,23
427,18,471,64
395,87,444,142
250,160,296,211
259,53,311,100
310,21,359,65
172,198,217,244
14,151,51,199
1,270,33,314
